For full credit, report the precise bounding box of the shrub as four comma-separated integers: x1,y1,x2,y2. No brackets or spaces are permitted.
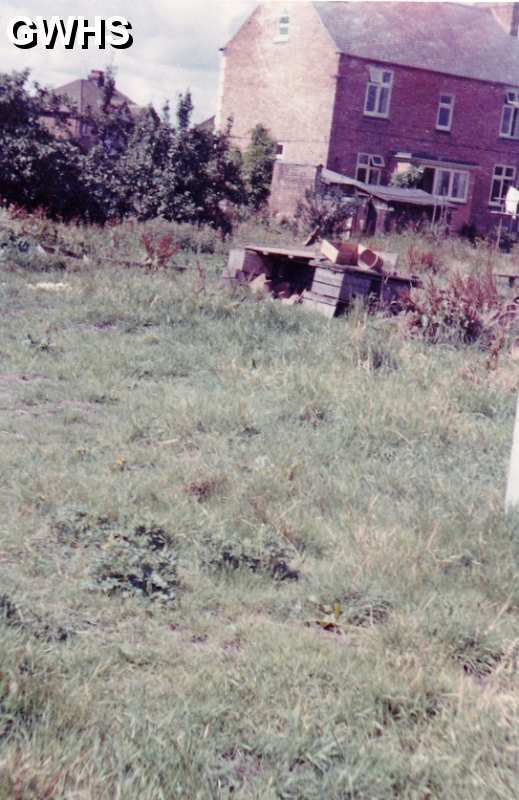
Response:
389,165,424,189
242,124,277,210
295,188,359,237
404,267,517,350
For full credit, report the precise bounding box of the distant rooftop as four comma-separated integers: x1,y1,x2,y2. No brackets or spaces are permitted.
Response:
54,70,137,114
314,2,519,85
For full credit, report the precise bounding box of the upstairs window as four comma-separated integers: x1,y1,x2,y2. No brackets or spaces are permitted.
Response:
436,94,454,131
433,167,469,202
500,90,519,138
364,67,393,118
275,143,284,160
356,153,384,184
489,164,516,206
277,11,290,41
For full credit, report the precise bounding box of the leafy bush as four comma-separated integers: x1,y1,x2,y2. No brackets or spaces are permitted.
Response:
404,267,517,350
389,165,424,189
241,124,277,210
0,71,245,232
295,188,359,237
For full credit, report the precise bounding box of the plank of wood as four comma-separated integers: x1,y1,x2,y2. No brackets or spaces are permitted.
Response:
310,281,343,300
302,290,339,307
301,295,337,318
313,268,348,287
245,244,318,261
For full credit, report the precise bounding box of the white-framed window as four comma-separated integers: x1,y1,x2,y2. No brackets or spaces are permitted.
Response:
433,167,469,202
436,94,454,131
489,164,516,207
356,153,384,184
500,90,519,138
276,10,290,41
364,67,393,118
275,143,284,160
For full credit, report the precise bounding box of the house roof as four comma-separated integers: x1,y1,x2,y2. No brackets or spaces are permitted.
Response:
314,2,519,86
54,72,137,114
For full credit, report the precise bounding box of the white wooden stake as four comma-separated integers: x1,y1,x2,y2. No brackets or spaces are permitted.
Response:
506,391,519,513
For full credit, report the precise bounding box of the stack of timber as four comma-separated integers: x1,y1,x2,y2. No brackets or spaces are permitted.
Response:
222,239,420,318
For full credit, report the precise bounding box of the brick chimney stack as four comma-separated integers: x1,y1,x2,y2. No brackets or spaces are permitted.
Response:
88,69,105,86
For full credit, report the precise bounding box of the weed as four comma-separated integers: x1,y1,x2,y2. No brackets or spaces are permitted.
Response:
91,524,178,603
405,266,517,350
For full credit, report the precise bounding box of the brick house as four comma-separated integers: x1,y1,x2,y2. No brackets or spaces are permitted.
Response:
41,69,138,149
216,1,519,234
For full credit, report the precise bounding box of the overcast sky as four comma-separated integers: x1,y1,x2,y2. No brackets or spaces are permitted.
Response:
0,0,256,121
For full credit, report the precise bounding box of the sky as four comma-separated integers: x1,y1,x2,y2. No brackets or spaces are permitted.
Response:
0,0,256,122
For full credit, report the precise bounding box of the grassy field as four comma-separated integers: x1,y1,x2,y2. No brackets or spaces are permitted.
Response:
1,214,519,798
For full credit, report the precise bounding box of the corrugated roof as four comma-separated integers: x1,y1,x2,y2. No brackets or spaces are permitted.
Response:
314,2,519,86
320,168,452,207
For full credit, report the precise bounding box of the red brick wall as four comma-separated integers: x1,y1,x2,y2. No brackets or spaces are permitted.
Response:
218,1,339,165
328,55,519,232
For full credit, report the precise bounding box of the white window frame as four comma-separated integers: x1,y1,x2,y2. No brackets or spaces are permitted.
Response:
432,167,469,203
364,67,393,118
500,90,519,139
276,10,290,42
489,164,516,207
436,94,454,131
356,153,385,185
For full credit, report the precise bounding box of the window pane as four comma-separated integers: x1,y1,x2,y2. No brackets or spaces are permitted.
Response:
435,170,450,196
358,154,369,165
378,86,389,114
439,95,452,105
438,107,451,127
512,109,519,137
505,167,515,178
357,167,368,183
452,171,467,199
365,84,378,112
491,179,502,202
382,71,392,84
495,166,504,176
502,106,513,135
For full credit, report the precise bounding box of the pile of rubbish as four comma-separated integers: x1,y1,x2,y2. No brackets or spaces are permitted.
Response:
222,236,419,318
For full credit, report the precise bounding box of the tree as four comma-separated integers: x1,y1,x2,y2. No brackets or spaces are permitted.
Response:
242,124,277,210
0,71,246,232
159,93,245,233
0,70,85,219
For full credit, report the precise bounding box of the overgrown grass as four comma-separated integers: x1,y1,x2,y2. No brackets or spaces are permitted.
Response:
1,214,519,798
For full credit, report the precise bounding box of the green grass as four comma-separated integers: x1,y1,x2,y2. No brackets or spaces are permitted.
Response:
1,215,519,798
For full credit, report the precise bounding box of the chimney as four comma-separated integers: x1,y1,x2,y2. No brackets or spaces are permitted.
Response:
88,69,105,87
511,3,519,36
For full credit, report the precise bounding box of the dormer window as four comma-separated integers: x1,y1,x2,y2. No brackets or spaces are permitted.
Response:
277,11,290,41
364,67,393,118
500,89,519,138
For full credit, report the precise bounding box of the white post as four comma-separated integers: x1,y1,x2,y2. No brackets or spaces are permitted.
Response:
506,391,519,513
